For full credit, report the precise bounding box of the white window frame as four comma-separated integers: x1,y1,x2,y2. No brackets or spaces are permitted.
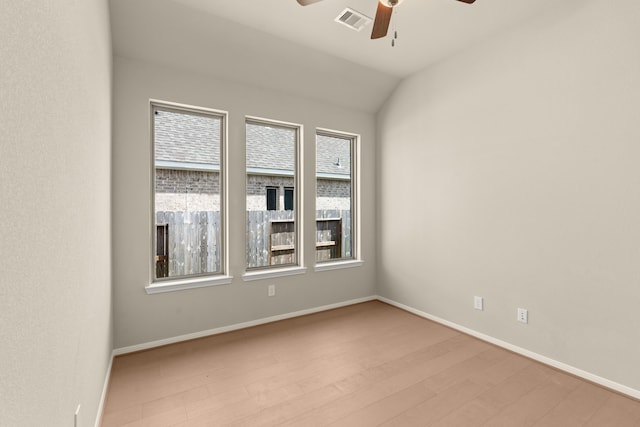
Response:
146,100,232,294
243,116,306,281
314,128,363,272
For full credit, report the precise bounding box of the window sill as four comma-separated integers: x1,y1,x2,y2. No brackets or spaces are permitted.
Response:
146,275,233,294
242,266,307,282
314,259,364,272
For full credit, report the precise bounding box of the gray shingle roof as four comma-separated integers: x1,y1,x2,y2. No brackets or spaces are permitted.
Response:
246,122,295,171
154,109,220,165
316,134,351,176
155,109,351,178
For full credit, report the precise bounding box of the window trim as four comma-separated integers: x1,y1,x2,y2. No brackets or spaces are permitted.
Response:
315,128,361,266
244,116,304,274
314,260,364,272
147,100,231,293
242,266,307,282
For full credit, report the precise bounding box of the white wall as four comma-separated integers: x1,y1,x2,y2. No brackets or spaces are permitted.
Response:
0,1,113,426
377,0,640,392
112,56,377,349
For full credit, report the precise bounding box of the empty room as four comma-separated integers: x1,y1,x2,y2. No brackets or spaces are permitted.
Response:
2,0,640,426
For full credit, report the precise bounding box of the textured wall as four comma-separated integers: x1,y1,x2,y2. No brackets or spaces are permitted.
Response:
377,0,640,393
0,0,113,426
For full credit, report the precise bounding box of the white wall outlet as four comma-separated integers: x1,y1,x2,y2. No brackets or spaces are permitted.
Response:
267,284,276,297
474,296,483,311
517,308,528,324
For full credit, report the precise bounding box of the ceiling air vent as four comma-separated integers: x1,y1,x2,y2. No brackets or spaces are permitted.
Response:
334,8,372,32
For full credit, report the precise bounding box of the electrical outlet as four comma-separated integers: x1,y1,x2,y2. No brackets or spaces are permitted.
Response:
474,296,483,311
517,308,528,324
267,284,275,297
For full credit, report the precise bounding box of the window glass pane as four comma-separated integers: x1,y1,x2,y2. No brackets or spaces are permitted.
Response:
153,106,222,279
246,121,297,269
316,133,353,262
266,187,278,211
284,187,294,211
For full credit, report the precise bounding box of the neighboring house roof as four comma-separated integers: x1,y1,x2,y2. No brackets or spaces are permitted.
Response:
246,122,295,172
155,109,351,177
316,134,351,176
154,109,221,165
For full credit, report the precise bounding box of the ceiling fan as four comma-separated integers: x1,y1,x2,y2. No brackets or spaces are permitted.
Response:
297,0,476,40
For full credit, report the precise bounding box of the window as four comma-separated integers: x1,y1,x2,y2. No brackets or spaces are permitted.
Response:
316,130,357,262
151,102,226,282
284,187,294,211
246,118,300,269
266,187,278,211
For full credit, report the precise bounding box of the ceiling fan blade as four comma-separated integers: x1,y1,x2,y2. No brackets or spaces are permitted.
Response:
455,0,476,3
371,2,393,39
296,0,324,5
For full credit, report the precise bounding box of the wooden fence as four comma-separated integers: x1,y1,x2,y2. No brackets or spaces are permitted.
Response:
156,211,221,277
316,209,352,261
246,210,295,268
246,209,352,268
156,209,352,275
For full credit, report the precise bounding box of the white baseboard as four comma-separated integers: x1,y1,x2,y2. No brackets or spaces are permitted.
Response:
377,295,640,401
94,350,114,427
113,295,377,356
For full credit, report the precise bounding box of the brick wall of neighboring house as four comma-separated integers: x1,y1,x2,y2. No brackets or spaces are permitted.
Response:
156,169,220,194
246,174,295,211
317,178,351,211
155,169,351,212
155,193,220,212
317,179,350,198
155,169,220,211
246,175,352,211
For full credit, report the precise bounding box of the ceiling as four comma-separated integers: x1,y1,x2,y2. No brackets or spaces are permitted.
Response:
110,0,565,112
168,0,562,77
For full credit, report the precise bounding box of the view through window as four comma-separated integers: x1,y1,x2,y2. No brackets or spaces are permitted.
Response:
152,104,224,280
316,132,355,262
246,120,299,269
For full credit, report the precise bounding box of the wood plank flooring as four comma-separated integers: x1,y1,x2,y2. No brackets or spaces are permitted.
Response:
101,301,640,426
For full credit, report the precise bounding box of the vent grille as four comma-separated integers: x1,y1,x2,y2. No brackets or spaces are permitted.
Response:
334,8,372,32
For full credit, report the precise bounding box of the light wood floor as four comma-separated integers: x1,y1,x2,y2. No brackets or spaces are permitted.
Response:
101,301,640,426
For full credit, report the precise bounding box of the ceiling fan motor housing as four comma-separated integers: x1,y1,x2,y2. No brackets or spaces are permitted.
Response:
381,0,402,7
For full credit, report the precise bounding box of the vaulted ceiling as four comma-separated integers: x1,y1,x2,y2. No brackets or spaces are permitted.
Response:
110,0,569,112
